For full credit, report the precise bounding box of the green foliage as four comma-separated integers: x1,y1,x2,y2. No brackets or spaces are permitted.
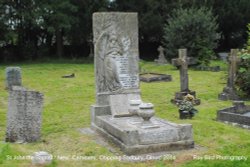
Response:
0,60,250,166
236,25,250,97
163,7,220,65
248,24,250,50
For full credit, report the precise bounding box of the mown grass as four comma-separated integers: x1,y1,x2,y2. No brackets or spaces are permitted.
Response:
0,60,250,167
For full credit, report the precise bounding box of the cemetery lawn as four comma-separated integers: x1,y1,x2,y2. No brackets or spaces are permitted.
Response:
1,60,250,167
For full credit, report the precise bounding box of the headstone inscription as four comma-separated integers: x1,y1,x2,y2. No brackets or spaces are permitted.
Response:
218,49,240,100
5,86,44,143
91,12,194,155
171,49,200,105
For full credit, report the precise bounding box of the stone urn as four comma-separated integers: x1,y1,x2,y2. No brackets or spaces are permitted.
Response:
138,103,155,125
128,99,142,115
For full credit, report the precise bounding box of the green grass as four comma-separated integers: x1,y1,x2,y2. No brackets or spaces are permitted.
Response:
0,60,250,167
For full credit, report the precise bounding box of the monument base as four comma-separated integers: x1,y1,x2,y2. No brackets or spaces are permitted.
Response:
171,90,201,105
91,107,194,155
218,87,239,101
140,73,172,83
217,101,250,128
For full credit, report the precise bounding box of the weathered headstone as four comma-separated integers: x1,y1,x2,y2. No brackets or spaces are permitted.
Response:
171,49,200,105
154,46,168,64
217,101,250,129
5,67,22,89
6,86,44,143
91,12,194,155
139,73,172,82
218,52,228,61
218,49,240,100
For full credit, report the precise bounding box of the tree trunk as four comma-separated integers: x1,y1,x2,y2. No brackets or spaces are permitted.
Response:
56,29,63,58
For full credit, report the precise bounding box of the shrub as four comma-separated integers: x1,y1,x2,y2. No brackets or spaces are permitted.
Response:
236,24,250,97
163,7,220,65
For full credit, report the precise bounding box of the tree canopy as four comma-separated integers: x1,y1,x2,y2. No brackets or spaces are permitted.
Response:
0,0,249,62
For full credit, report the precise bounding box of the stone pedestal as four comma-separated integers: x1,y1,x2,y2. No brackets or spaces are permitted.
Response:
171,90,201,105
6,86,44,143
218,87,238,101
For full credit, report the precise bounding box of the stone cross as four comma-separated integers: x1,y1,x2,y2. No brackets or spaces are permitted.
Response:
173,49,189,92
172,55,198,67
227,49,240,88
156,45,168,64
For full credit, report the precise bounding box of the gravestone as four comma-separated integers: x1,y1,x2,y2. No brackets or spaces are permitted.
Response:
6,86,44,143
171,49,200,105
194,65,221,72
140,73,172,82
5,67,22,89
217,101,250,129
218,49,240,101
154,46,168,64
218,52,228,61
91,12,194,155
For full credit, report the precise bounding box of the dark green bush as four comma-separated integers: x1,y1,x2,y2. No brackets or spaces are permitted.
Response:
163,7,220,64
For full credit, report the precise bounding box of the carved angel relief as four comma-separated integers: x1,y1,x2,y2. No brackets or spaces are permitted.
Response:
95,21,133,93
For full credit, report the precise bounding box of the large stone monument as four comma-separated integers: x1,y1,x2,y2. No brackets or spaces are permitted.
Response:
154,46,168,64
91,12,194,155
6,86,44,143
218,49,240,101
171,49,200,105
5,67,22,89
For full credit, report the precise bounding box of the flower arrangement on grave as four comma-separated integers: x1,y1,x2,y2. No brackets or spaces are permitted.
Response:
178,94,198,119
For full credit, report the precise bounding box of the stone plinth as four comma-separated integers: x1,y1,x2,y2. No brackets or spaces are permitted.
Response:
91,115,194,155
140,73,172,83
171,90,201,105
217,101,250,128
218,87,238,101
6,86,44,143
5,67,22,89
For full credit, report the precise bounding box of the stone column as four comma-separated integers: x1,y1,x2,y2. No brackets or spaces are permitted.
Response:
178,49,189,92
6,86,44,143
228,49,240,88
